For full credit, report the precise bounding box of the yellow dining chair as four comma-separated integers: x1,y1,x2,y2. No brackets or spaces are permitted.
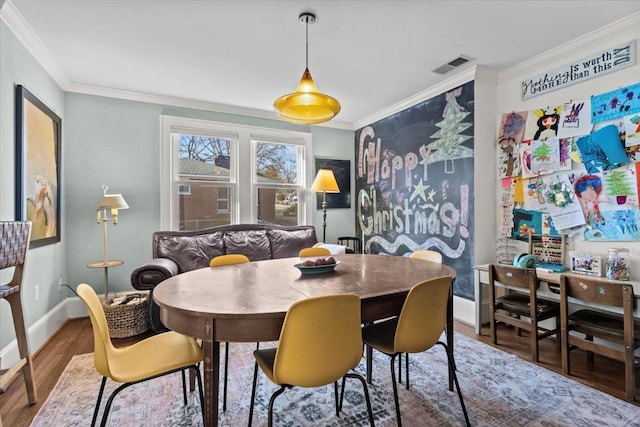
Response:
362,276,470,427
298,246,331,257
209,253,250,267
410,249,443,264
76,284,204,427
248,294,375,426
209,253,250,411
398,248,444,385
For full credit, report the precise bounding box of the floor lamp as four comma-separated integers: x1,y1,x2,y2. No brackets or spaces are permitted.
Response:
89,185,129,301
311,169,340,243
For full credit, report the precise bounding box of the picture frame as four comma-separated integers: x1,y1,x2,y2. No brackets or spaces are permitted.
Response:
15,85,62,248
314,158,351,209
569,251,603,276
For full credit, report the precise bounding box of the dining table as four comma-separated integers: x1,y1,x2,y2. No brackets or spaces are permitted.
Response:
153,253,456,427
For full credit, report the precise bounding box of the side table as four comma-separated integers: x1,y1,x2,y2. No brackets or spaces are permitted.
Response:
87,259,123,299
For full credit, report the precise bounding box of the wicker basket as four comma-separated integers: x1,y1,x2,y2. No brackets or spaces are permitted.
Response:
103,291,150,338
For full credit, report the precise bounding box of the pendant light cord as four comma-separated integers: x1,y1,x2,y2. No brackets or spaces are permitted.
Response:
305,16,309,69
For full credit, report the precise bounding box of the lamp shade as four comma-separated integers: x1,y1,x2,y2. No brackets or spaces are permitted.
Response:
274,69,341,125
311,169,340,193
98,194,129,210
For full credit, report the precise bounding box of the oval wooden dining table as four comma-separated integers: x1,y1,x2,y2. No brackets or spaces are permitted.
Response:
154,253,456,427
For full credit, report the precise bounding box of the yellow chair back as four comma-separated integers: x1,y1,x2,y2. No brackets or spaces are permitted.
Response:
395,276,452,353
299,247,331,257
410,249,443,264
210,254,250,267
77,284,117,378
273,294,361,388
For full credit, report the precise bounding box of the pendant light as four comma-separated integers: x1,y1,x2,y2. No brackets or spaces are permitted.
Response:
273,12,341,125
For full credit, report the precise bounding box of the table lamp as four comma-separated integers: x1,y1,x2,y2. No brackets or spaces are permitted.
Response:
310,169,340,243
93,185,129,300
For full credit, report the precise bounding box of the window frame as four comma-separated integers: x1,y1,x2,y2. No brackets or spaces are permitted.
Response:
161,116,312,230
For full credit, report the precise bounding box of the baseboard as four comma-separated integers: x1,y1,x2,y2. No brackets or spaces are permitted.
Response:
0,296,86,370
453,295,475,327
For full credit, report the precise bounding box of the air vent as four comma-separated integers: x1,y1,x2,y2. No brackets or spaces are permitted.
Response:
432,55,474,75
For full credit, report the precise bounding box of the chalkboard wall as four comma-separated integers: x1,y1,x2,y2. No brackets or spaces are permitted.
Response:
354,81,475,300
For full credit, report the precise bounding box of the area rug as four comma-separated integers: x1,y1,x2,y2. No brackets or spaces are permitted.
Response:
31,332,640,426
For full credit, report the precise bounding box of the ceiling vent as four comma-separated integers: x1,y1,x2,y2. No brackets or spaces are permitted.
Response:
432,55,474,75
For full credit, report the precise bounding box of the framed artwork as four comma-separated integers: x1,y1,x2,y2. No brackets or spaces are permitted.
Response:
15,85,62,248
314,158,351,209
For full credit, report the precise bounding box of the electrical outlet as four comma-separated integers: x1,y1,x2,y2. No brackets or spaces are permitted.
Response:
35,284,40,301
58,278,64,292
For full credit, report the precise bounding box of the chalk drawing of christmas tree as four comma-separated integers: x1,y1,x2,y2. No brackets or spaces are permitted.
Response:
424,88,474,175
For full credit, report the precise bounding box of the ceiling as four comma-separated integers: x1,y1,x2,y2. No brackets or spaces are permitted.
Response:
6,1,640,128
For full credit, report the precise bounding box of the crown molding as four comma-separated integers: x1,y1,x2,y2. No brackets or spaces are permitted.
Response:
0,0,353,131
0,0,69,88
499,12,640,84
352,66,480,130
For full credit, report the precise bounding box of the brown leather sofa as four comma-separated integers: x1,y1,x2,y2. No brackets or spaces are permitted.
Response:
131,224,318,331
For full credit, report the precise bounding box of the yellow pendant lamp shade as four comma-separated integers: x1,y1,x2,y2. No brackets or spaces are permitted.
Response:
274,12,341,125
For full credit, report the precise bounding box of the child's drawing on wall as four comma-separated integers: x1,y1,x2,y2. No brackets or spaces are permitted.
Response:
529,138,561,176
558,100,592,138
574,174,604,225
497,111,527,178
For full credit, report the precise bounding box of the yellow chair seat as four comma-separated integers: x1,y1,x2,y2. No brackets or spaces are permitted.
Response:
107,331,203,383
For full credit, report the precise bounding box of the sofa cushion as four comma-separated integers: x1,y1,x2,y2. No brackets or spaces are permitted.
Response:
269,227,318,259
224,230,271,261
155,231,225,272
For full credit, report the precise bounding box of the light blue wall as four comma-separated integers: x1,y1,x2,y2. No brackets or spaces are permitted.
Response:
0,21,65,348
0,17,355,348
64,94,356,294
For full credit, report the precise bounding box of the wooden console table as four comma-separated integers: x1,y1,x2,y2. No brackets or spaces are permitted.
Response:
473,263,640,334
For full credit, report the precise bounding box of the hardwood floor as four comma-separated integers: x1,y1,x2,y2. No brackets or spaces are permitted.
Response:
0,318,637,426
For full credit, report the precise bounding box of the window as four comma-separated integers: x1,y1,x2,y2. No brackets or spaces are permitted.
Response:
254,141,301,226
217,187,229,213
161,117,312,230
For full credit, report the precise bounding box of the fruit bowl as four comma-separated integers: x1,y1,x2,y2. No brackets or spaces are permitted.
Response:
294,260,340,275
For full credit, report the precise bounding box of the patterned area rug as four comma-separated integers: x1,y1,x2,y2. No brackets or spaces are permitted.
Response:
31,332,640,426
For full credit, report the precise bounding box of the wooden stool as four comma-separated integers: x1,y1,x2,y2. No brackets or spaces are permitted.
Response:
0,221,37,409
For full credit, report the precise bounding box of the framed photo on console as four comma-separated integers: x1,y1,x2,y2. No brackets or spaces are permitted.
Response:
15,85,62,248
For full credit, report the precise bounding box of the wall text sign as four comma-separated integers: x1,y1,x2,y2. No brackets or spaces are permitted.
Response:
522,41,636,100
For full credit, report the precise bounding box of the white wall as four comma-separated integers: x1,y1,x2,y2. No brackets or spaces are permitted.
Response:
496,14,640,280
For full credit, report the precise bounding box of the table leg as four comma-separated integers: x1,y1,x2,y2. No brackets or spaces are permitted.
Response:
447,286,454,391
202,339,220,427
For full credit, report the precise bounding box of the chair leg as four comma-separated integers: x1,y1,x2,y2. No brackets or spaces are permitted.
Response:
91,377,107,427
389,354,402,427
398,352,402,384
345,372,376,426
405,353,410,390
248,362,259,426
334,381,340,417
7,292,37,404
181,370,187,405
223,342,229,411
437,341,471,427
267,385,288,427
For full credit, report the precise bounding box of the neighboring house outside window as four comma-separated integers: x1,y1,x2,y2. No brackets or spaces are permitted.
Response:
160,116,312,230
